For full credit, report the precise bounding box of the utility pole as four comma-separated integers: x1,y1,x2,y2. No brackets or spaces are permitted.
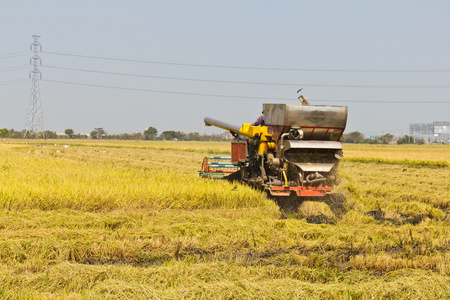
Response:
24,35,44,138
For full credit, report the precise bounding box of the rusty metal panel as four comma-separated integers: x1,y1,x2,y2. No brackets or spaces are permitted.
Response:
231,139,247,165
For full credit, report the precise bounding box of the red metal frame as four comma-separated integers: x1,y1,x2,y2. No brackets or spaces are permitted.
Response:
307,127,316,140
270,126,346,142
323,128,330,140
273,126,291,144
300,126,346,141
208,170,236,173
337,130,345,141
269,185,332,197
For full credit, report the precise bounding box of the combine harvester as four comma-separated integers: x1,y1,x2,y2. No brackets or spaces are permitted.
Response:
200,95,347,202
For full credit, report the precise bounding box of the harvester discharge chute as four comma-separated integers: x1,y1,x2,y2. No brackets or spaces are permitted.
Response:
200,103,348,198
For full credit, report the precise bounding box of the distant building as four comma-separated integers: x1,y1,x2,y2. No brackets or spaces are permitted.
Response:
433,121,450,144
410,122,450,144
409,123,433,142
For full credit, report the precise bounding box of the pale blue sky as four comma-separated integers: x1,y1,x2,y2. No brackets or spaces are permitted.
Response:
1,0,449,135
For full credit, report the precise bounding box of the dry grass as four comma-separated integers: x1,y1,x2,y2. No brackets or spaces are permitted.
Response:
3,139,231,154
344,143,450,163
0,141,265,210
0,140,449,298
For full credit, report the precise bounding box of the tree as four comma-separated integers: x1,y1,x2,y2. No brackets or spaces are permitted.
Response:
9,129,21,138
378,133,394,144
90,130,99,139
143,126,158,140
342,131,364,143
160,130,184,141
397,135,414,145
0,128,8,138
43,130,57,139
91,128,106,139
186,132,201,141
415,139,425,145
73,133,89,139
64,128,74,138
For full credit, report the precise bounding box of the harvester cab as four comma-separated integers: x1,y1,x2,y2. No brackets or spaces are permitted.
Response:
200,103,348,198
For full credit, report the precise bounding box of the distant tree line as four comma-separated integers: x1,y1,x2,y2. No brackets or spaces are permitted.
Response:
342,131,424,145
0,129,60,139
1,126,233,141
1,127,427,144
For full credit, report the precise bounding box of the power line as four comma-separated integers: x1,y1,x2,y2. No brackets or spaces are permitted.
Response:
41,78,450,103
311,99,449,104
0,51,29,57
0,79,28,86
42,65,299,86
43,51,450,73
41,64,450,89
42,79,286,100
0,65,29,72
0,52,30,60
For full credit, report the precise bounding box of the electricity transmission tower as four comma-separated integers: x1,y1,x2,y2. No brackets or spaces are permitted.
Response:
24,35,44,138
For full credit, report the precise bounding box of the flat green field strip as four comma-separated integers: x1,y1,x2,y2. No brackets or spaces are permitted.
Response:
0,140,449,299
343,156,449,168
344,144,450,163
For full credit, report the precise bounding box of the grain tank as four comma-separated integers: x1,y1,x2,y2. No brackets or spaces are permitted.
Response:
201,103,348,197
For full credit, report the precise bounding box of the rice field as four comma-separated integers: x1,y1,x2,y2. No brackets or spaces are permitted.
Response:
0,139,449,299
